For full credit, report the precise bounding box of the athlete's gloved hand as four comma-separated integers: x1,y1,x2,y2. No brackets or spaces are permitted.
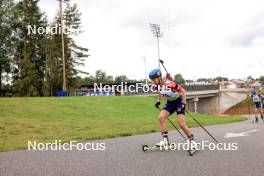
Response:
166,73,173,80
155,101,161,109
182,103,186,111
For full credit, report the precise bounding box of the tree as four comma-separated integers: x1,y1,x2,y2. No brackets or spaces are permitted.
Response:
12,0,48,96
247,76,254,81
94,70,114,83
95,70,107,83
0,0,17,96
63,3,89,88
42,33,62,96
35,2,89,96
259,76,264,85
80,75,95,85
174,74,185,85
115,75,129,84
213,76,228,82
0,1,89,97
44,2,89,95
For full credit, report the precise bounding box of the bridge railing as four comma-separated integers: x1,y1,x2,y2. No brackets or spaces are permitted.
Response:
78,83,220,96
183,84,220,92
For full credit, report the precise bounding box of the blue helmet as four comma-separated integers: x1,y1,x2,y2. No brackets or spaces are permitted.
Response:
149,69,162,79
252,90,257,95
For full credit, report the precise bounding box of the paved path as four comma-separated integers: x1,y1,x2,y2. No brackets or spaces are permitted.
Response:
0,118,264,176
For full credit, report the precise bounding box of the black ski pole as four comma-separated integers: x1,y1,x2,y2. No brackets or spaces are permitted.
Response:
159,59,169,73
186,111,219,143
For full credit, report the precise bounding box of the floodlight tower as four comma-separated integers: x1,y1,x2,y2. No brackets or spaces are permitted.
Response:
149,23,163,70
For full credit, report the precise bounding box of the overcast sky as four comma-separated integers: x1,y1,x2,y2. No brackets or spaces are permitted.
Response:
39,0,264,80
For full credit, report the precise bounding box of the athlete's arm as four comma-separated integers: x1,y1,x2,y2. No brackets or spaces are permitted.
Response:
154,93,161,108
177,85,187,104
166,73,173,81
157,93,161,102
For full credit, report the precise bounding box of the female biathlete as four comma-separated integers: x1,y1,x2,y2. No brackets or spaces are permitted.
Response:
149,69,196,147
251,89,264,123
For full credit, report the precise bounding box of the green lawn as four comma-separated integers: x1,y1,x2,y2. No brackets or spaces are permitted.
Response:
0,96,246,152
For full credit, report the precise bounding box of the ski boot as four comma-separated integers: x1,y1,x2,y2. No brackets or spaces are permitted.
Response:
187,135,199,155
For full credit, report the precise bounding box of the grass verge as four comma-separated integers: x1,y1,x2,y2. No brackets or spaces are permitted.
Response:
0,96,246,152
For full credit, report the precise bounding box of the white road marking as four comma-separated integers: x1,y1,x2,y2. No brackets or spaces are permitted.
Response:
224,129,258,138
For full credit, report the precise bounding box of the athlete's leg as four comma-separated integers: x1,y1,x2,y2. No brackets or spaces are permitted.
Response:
177,114,199,151
256,107,263,121
259,103,263,120
255,103,262,122
156,109,170,146
177,114,192,138
159,109,170,132
175,97,193,138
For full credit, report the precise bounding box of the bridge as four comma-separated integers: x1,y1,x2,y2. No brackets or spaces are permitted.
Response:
123,84,248,115
184,85,248,114
79,83,248,115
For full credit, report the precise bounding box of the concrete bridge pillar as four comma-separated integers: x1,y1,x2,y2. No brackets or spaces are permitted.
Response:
193,97,199,113
186,89,248,115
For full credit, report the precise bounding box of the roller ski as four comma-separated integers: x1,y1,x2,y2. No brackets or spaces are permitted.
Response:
250,115,259,123
142,144,161,152
142,138,199,156
142,139,170,152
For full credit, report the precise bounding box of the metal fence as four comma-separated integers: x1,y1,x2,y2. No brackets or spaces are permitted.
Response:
76,84,220,96
183,84,220,92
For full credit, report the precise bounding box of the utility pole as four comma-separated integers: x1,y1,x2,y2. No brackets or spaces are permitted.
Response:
142,55,148,85
58,0,69,94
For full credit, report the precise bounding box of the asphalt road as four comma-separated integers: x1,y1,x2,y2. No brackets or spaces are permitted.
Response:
1,117,264,176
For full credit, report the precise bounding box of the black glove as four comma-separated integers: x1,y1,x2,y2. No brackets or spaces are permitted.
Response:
182,103,186,111
155,101,161,108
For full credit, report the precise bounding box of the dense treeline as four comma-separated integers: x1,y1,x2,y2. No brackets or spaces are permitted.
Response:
0,0,88,96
